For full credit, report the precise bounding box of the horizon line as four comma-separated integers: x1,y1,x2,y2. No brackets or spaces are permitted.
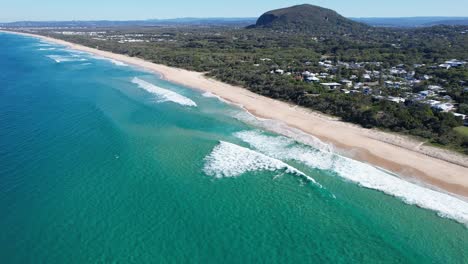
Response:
1,16,468,24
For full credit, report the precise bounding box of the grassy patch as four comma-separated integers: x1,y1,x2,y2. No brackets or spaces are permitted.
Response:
454,126,468,138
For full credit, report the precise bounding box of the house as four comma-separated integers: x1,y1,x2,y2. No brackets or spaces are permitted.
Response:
320,72,330,77
305,76,320,83
445,59,466,67
438,63,451,69
419,90,435,97
340,89,350,94
387,96,406,103
453,113,467,120
432,103,455,112
428,85,443,91
354,82,364,89
341,80,353,88
302,71,314,77
425,100,441,106
275,69,285,75
321,83,342,90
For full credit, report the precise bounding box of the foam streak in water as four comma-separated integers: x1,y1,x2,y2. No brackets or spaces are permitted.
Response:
234,130,468,225
91,55,128,66
132,77,197,107
47,55,88,63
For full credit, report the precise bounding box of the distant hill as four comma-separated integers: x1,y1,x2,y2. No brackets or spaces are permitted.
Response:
352,17,468,27
0,18,256,28
424,19,468,26
247,4,368,33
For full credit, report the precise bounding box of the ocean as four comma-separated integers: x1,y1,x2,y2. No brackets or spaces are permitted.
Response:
0,32,467,263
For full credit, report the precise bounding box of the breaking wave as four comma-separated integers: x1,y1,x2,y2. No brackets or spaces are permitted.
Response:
232,110,332,153
92,56,128,66
131,77,197,107
234,130,468,226
108,59,128,66
203,141,320,185
47,55,88,63
38,48,56,51
202,92,228,103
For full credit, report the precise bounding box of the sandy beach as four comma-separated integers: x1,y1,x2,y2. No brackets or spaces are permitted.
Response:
3,30,468,198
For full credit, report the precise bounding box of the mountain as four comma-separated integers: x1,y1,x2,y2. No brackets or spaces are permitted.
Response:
352,17,468,27
248,4,368,33
423,19,468,26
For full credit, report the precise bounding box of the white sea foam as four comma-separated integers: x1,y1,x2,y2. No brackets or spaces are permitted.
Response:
47,55,88,63
202,92,228,103
131,77,197,107
203,141,319,185
202,92,218,98
38,48,56,51
234,130,468,226
232,110,332,153
108,59,128,66
92,56,128,66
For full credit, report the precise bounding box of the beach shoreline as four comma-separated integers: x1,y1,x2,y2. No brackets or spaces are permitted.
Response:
3,30,468,198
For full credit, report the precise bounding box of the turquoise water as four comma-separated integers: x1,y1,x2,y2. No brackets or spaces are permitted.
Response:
0,33,467,263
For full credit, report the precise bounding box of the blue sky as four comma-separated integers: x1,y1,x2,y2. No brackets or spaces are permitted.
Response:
1,0,467,22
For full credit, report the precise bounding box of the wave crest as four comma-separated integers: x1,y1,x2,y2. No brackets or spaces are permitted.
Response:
203,141,320,186
47,55,88,63
132,77,197,107
234,130,468,226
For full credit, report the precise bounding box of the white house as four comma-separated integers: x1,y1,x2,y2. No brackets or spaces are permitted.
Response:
453,113,467,120
419,90,435,97
438,63,451,69
275,69,285,75
432,103,455,112
445,59,466,67
306,76,320,83
428,85,443,91
341,89,351,94
321,83,342,90
425,100,441,106
387,96,406,103
341,80,353,88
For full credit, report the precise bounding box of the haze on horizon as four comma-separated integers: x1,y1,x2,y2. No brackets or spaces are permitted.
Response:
1,0,467,22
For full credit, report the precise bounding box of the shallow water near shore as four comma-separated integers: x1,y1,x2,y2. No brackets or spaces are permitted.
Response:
1,32,468,263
